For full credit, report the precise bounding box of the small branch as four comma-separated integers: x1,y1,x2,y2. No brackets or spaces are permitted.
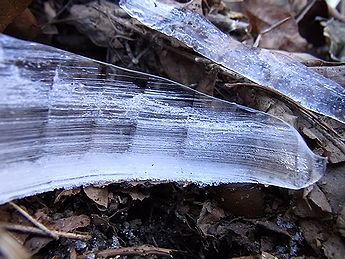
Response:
253,17,291,48
81,245,178,258
9,202,58,240
0,223,91,241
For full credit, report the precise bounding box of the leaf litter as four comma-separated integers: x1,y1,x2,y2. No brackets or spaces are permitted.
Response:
0,0,345,258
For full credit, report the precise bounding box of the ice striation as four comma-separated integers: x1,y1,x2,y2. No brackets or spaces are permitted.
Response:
119,0,345,123
0,34,326,204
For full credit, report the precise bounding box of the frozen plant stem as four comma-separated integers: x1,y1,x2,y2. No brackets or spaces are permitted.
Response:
0,34,326,204
120,0,345,123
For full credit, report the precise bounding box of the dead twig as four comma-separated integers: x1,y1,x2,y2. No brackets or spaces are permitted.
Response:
253,16,291,48
0,223,91,241
80,245,178,258
9,202,58,240
295,0,317,23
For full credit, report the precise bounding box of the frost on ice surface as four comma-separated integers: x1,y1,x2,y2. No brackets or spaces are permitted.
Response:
120,0,345,123
0,34,326,204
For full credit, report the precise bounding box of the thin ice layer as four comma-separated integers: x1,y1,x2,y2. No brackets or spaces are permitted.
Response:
0,34,325,204
120,0,345,123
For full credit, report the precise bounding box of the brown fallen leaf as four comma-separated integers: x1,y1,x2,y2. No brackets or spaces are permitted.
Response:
299,220,324,253
209,185,265,217
4,8,40,40
323,19,345,62
0,205,13,223
243,0,308,52
196,200,225,235
184,0,203,14
91,214,116,233
0,205,29,246
84,185,109,208
54,188,81,204
206,13,249,35
260,236,275,253
70,247,78,259
24,236,53,255
261,251,278,259
248,219,290,237
159,49,217,95
121,187,150,201
293,199,329,219
322,235,345,259
216,221,260,253
0,0,32,32
53,215,90,233
68,1,132,49
336,206,345,238
304,184,332,213
316,164,345,213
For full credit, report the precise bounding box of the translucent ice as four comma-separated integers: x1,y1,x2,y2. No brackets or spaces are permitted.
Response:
120,0,345,123
0,34,326,204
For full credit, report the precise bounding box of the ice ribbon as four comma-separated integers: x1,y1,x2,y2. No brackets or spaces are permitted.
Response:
0,34,325,204
120,0,345,123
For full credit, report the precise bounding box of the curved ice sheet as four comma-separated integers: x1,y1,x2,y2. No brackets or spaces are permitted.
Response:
120,0,345,123
0,34,325,204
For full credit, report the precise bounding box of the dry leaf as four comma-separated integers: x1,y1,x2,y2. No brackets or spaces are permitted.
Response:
218,221,260,253
4,8,40,40
54,188,81,203
243,0,308,51
68,1,133,48
128,190,150,201
260,251,278,259
251,219,290,237
53,215,90,232
316,165,345,214
159,50,217,95
184,0,203,14
293,199,328,218
0,0,32,32
210,186,265,217
84,186,109,208
206,13,249,34
323,19,345,61
299,220,324,254
306,185,332,213
197,200,225,235
70,247,78,259
24,236,53,255
336,206,345,237
322,235,345,259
